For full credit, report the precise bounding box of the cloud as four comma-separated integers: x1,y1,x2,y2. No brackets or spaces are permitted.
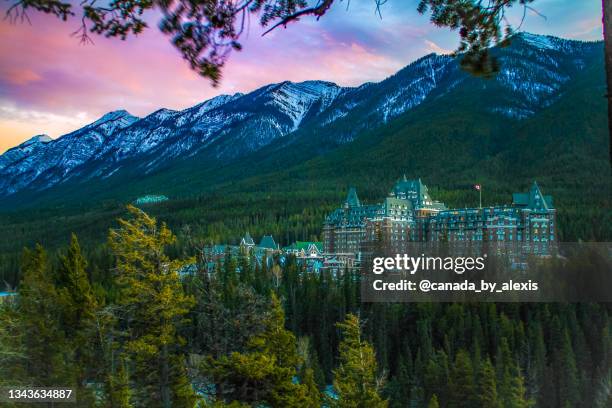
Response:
1,68,42,85
0,101,96,153
424,40,452,55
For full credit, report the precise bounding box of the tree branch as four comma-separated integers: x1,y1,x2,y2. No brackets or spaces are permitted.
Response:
261,0,336,36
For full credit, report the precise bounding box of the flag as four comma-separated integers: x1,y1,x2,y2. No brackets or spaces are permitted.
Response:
474,184,481,191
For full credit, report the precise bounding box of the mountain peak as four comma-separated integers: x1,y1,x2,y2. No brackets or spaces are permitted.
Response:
22,134,53,147
0,134,53,171
515,32,562,50
189,93,243,118
89,109,139,128
277,79,339,93
146,108,178,121
512,31,601,52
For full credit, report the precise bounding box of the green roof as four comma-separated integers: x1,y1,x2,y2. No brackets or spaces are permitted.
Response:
241,232,255,246
512,182,553,210
284,241,323,252
389,177,446,210
296,241,323,251
345,187,360,207
258,235,277,250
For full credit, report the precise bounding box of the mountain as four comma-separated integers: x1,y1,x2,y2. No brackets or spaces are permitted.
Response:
0,32,606,207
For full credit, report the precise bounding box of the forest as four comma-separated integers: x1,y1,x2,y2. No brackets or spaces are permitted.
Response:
1,206,610,407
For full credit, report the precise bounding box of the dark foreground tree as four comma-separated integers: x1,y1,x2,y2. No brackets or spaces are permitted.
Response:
204,292,318,407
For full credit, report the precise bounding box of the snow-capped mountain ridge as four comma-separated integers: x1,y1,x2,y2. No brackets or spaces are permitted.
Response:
0,33,602,197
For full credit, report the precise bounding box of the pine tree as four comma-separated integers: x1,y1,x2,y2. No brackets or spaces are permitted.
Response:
496,338,529,408
504,364,529,408
556,330,579,408
108,205,197,407
387,354,412,408
428,394,440,408
331,313,388,408
297,336,326,390
18,245,75,387
476,358,499,408
449,349,476,408
106,355,133,408
424,349,450,404
0,301,26,386
206,292,313,407
302,368,323,408
57,233,99,404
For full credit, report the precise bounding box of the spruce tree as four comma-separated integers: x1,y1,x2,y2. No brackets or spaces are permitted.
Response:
476,358,499,408
504,364,529,408
428,394,440,408
496,338,529,408
57,233,99,404
206,292,314,407
387,354,411,408
449,349,476,408
106,356,133,408
0,301,26,386
556,330,579,408
424,350,450,404
18,245,74,387
331,313,388,408
108,205,197,407
302,368,323,408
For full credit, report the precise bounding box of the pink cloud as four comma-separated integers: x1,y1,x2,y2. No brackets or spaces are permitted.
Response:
1,68,41,85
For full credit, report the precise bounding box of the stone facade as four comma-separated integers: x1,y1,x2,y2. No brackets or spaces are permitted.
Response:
324,177,556,255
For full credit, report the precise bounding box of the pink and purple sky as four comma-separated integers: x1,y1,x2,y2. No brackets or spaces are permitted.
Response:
0,0,603,153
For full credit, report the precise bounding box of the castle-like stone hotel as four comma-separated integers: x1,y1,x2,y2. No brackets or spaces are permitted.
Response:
323,177,556,256
197,177,556,277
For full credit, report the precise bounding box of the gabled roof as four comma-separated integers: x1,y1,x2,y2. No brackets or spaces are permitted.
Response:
389,177,446,210
296,241,323,252
259,235,277,250
512,182,553,210
213,244,227,253
345,187,361,207
241,232,255,246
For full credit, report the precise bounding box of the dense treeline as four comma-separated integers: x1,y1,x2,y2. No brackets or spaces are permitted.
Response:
1,207,610,407
1,174,610,288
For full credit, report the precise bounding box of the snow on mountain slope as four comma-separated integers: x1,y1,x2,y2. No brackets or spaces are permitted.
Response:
485,33,599,119
0,135,52,171
261,81,343,130
0,110,139,195
0,33,602,197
